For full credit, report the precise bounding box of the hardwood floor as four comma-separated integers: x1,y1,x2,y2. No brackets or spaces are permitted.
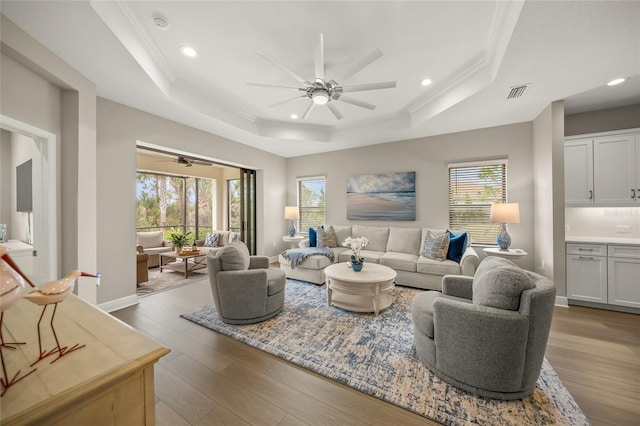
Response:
112,279,640,426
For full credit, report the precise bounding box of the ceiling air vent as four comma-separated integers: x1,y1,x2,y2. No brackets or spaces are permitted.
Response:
507,84,528,99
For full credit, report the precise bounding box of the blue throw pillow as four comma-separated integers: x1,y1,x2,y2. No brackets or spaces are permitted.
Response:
447,230,469,263
308,227,317,247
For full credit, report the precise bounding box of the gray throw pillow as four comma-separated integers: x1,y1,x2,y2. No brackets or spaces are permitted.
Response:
219,242,250,271
472,259,534,311
423,231,450,261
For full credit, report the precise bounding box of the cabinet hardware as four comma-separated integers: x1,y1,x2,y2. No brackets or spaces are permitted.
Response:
632,189,636,199
577,248,594,251
588,190,593,200
577,256,595,260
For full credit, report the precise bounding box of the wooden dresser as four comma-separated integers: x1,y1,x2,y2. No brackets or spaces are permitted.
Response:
0,294,169,425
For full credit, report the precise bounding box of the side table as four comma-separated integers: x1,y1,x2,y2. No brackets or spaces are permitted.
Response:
483,247,528,259
283,235,305,249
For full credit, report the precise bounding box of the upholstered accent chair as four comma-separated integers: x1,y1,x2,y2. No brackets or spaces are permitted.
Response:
207,242,286,324
136,251,149,285
411,257,556,400
136,231,172,268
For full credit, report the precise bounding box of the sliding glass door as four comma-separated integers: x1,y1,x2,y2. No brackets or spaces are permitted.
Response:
240,169,256,254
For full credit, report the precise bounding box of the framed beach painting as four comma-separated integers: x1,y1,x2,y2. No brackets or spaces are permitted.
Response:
347,172,416,220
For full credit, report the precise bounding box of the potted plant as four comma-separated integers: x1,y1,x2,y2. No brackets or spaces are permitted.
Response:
342,236,369,272
170,231,192,254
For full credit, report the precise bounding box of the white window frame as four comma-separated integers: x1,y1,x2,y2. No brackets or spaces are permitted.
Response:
296,175,326,235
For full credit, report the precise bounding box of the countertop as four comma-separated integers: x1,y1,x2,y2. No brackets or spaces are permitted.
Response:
566,236,640,246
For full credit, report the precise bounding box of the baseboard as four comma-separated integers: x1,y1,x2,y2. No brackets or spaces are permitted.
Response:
98,294,139,313
555,296,569,307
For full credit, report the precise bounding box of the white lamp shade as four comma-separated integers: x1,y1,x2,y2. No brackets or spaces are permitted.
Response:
490,203,520,224
284,206,300,220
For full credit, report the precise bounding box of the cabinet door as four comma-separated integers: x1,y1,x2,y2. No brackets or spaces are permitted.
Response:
594,135,636,205
608,257,640,308
564,139,594,205
566,254,607,303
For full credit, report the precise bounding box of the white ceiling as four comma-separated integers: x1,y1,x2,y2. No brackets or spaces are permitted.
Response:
2,1,639,158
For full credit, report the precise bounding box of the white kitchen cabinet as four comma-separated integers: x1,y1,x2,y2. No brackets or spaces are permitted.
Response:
593,134,638,205
566,244,607,303
607,245,640,309
565,129,640,206
564,139,594,205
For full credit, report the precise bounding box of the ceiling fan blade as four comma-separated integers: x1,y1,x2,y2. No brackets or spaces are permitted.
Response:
301,102,315,120
247,82,303,90
340,81,397,93
327,103,343,120
256,50,311,86
333,48,383,83
313,32,325,82
337,96,377,110
268,95,307,108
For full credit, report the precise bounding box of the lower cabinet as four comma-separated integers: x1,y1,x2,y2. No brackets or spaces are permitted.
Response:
566,243,640,311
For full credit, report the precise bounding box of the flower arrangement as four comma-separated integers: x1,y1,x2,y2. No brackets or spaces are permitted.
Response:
342,236,369,265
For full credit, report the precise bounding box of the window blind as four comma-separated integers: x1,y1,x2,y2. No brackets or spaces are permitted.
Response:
297,176,326,234
448,161,507,244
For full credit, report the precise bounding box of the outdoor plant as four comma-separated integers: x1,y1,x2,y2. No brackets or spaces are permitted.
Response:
170,231,192,249
342,236,369,265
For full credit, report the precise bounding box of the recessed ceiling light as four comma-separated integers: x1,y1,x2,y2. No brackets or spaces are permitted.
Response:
607,78,625,86
290,114,299,119
421,78,432,87
180,46,198,58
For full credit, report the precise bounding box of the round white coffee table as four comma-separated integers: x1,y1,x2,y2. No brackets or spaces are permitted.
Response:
324,263,396,316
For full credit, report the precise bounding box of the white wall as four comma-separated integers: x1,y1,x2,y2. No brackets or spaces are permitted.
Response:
0,130,12,231
533,101,565,295
286,122,535,271
97,98,287,305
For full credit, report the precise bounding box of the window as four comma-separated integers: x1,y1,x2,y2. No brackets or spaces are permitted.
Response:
448,160,507,244
297,176,326,234
227,178,241,233
136,171,214,240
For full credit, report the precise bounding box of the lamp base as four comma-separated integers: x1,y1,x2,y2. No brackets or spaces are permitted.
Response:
288,223,296,237
496,223,511,251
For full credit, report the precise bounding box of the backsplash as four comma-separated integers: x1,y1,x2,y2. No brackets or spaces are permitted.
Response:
565,207,640,239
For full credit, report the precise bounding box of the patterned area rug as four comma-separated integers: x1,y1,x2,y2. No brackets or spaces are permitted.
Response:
181,279,588,425
137,267,208,297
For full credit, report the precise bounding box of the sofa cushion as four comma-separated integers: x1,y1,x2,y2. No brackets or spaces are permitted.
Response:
381,252,418,272
330,225,352,247
143,246,173,256
386,227,421,255
422,230,450,261
338,249,384,264
204,232,219,247
417,256,462,276
136,231,164,249
352,225,389,252
219,242,250,271
447,230,469,263
472,257,534,311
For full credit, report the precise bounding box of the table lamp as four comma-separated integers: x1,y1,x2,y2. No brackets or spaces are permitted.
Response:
490,203,520,251
284,206,299,237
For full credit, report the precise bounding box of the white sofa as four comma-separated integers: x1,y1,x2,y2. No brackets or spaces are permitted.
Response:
195,230,239,255
136,231,172,268
278,225,479,290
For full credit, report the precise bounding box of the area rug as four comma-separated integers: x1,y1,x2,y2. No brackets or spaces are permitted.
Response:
181,279,588,425
136,267,208,297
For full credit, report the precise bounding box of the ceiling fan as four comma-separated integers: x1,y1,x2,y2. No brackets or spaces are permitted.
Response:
173,156,212,167
248,33,397,120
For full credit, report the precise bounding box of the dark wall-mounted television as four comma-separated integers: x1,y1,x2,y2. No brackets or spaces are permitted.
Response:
16,159,32,212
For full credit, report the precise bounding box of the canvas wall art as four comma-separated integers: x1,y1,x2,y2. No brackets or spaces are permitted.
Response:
347,172,416,220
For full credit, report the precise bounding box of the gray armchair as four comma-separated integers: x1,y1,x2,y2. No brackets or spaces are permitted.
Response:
207,242,286,324
411,257,556,400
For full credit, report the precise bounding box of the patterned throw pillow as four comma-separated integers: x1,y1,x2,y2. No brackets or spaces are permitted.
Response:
204,233,219,247
317,226,337,248
423,231,450,261
229,231,240,243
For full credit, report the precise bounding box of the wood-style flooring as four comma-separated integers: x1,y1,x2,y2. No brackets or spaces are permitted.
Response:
112,278,640,426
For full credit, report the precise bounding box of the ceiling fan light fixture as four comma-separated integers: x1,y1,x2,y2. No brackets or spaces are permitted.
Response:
312,90,330,105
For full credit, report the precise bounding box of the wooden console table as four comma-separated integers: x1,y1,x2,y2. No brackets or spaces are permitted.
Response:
0,294,169,425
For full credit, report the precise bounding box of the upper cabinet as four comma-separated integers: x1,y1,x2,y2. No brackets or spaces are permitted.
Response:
565,129,640,206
